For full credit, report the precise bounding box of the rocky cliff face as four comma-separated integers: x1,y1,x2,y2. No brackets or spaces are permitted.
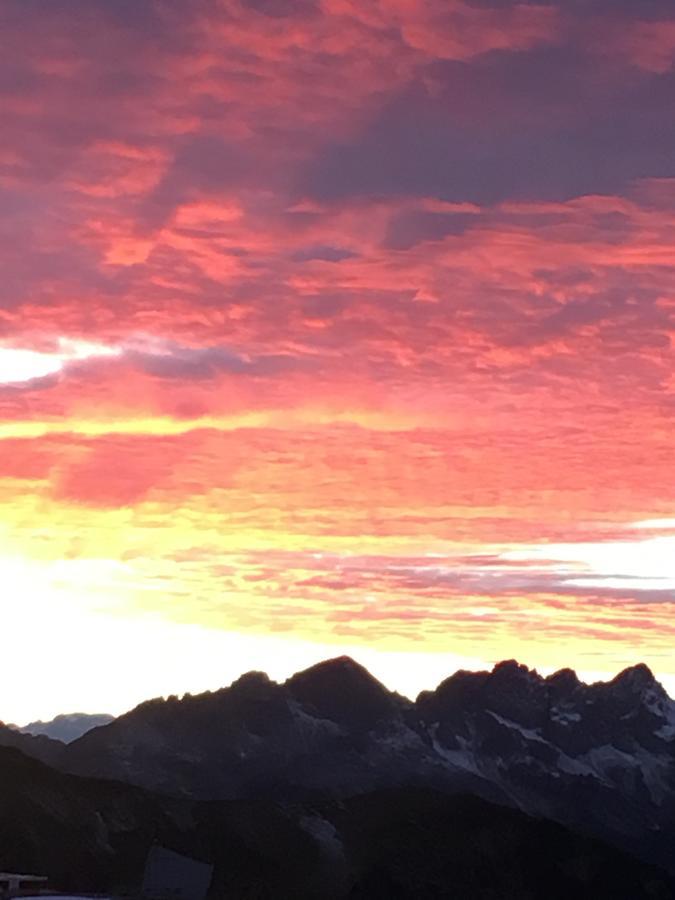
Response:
416,659,675,869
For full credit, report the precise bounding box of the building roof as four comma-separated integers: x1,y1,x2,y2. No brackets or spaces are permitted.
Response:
0,873,48,881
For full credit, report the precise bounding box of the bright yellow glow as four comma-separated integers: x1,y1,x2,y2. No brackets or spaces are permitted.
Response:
0,548,491,722
2,514,674,723
0,409,423,439
5,565,673,723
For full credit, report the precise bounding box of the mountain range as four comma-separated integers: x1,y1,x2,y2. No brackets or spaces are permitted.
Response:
17,712,115,743
1,656,674,896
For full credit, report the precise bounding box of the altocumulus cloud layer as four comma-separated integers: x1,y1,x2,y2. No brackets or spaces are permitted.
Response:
0,0,674,715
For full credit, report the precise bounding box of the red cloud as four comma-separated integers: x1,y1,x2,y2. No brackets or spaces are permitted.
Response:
1,0,675,688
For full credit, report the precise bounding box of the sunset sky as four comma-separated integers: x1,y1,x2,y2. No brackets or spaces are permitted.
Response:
1,0,674,722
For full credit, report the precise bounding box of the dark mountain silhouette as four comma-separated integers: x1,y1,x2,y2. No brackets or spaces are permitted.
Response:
286,656,400,730
2,657,674,878
60,657,484,803
0,745,673,900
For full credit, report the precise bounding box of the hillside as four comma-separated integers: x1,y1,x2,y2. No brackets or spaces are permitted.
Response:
0,746,673,899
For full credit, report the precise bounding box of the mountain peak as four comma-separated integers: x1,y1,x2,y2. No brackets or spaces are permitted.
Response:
546,667,581,695
230,670,272,691
610,663,659,693
312,654,366,671
286,656,397,730
490,659,541,683
546,667,580,684
289,655,376,683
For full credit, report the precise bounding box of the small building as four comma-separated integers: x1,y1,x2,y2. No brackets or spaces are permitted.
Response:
141,846,213,900
0,873,48,898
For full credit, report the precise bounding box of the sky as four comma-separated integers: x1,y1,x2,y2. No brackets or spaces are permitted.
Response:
1,0,674,722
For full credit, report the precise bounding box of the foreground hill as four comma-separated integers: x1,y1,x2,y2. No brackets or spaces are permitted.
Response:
0,746,672,899
0,746,191,894
3,657,675,875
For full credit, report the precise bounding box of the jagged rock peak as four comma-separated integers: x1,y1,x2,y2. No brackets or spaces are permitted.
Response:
609,663,662,694
230,670,273,690
546,668,581,692
490,660,541,681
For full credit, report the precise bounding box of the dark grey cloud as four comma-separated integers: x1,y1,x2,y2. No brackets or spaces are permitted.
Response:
241,0,318,18
468,0,674,17
237,547,675,605
129,342,306,380
383,211,476,250
291,246,357,263
0,0,182,35
172,136,255,193
304,49,675,205
0,187,136,312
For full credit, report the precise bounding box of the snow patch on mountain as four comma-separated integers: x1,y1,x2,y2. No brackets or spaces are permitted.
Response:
486,711,547,744
298,814,344,861
428,724,480,776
